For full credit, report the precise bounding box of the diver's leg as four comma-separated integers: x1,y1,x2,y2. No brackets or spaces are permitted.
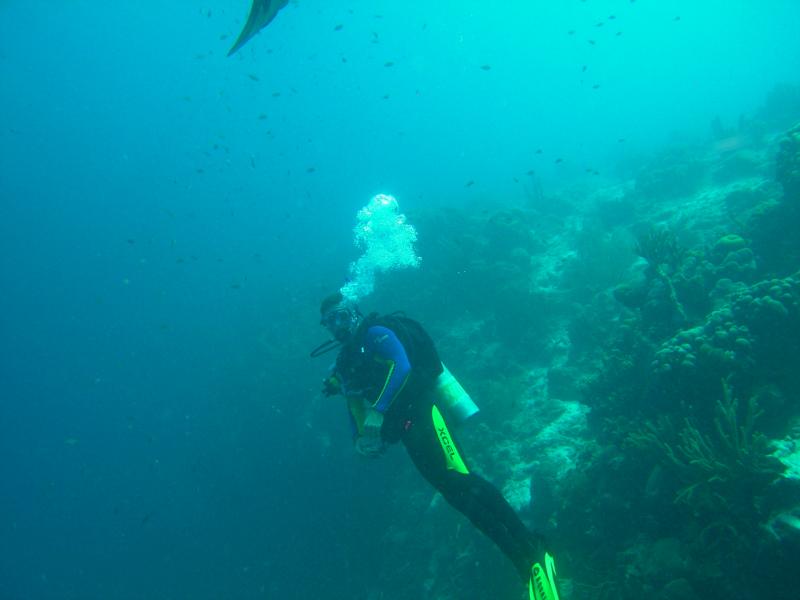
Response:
401,405,540,580
461,472,545,576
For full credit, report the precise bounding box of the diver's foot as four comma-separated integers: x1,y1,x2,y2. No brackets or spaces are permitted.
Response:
528,552,559,600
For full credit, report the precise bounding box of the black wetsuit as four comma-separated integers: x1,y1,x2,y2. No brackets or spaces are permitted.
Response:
332,313,541,580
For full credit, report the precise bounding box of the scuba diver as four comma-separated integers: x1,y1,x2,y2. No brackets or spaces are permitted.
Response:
314,292,560,600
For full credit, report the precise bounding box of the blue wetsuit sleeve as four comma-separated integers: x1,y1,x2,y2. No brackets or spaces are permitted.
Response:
364,325,411,413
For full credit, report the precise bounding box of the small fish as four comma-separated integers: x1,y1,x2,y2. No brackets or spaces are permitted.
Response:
616,31,623,36
258,113,267,120
306,167,316,173
618,138,626,143
334,24,343,31
526,170,535,175
588,39,596,45
382,94,390,99
272,91,281,97
250,155,256,169
248,73,260,81
609,15,616,20
230,283,242,290
127,239,135,245
592,84,601,89
674,16,681,21
480,64,491,71
567,30,576,35
465,180,475,187
535,149,543,154
582,65,587,72
384,61,394,67
555,158,563,164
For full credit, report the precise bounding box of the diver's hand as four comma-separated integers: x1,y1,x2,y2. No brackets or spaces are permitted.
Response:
322,375,341,397
363,408,384,437
355,409,385,458
355,435,385,458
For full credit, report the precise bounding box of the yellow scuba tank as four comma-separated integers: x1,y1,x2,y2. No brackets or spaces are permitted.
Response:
434,364,479,421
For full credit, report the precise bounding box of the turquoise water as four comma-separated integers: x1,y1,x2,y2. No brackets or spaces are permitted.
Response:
2,1,800,599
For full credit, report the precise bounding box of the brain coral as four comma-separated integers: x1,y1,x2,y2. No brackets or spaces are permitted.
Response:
653,272,800,378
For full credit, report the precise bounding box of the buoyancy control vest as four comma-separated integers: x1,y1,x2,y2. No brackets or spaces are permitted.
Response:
335,312,444,408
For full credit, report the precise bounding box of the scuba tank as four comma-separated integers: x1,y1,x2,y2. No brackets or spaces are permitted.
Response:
434,364,479,421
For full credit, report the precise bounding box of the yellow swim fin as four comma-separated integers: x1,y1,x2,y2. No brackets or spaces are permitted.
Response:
529,552,559,600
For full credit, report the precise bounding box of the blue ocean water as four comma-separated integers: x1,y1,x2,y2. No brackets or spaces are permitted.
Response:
2,1,800,599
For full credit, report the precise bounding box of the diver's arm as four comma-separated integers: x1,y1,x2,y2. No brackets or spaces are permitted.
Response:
364,326,411,413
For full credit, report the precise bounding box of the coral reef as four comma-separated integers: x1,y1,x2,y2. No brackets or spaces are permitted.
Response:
630,380,784,512
776,122,800,202
712,149,765,184
625,380,799,599
635,149,708,200
366,117,800,600
635,227,686,275
652,271,800,390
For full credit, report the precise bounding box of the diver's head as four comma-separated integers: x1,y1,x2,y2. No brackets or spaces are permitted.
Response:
320,292,361,342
